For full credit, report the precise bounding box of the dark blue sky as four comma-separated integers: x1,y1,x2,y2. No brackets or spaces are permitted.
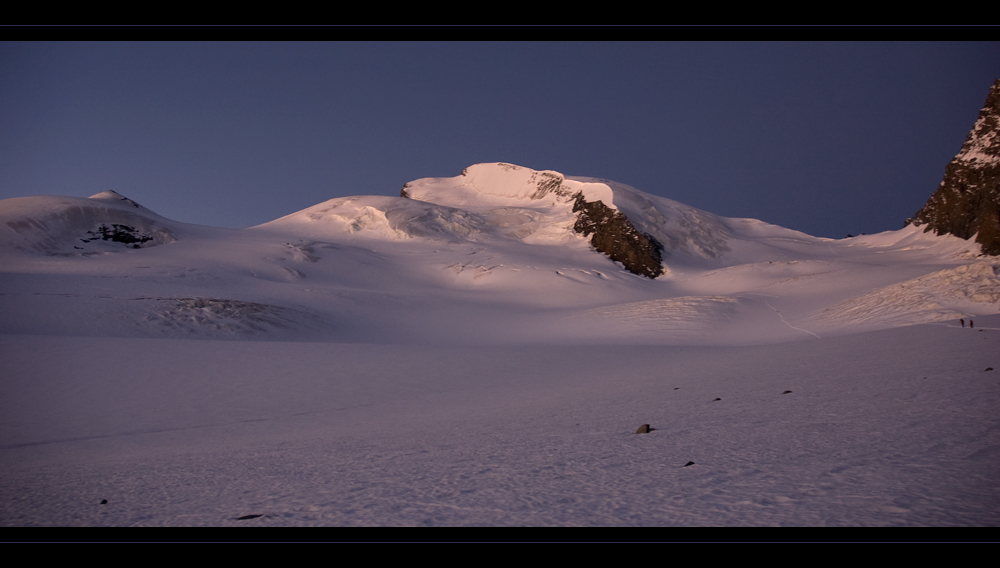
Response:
2,41,997,238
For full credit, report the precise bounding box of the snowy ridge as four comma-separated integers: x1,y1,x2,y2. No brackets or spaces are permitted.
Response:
404,163,736,259
587,179,733,259
260,196,494,242
956,112,1000,166
953,79,1000,167
1,163,998,345
260,163,854,268
407,163,614,208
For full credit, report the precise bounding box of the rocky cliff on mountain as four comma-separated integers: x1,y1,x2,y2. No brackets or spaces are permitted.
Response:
572,192,664,278
907,79,1000,256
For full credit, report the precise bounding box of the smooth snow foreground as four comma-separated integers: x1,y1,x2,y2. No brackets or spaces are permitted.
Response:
1,163,998,527
1,321,998,527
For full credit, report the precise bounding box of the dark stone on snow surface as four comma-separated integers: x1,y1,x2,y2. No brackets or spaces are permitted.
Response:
986,367,994,371
635,423,655,434
236,514,263,520
782,390,792,394
100,499,107,504
683,461,695,467
907,79,1000,256
572,192,664,279
712,397,721,401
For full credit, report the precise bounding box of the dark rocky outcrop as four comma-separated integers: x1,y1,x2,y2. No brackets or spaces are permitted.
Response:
907,79,1000,256
400,183,411,198
531,172,570,200
80,224,155,248
572,192,664,279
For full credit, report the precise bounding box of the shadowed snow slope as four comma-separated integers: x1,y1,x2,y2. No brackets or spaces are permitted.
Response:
0,192,177,255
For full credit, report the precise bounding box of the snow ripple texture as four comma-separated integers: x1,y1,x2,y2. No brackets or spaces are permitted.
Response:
140,297,330,338
572,296,739,333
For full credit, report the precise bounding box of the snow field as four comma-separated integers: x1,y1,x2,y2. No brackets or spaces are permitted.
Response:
1,316,997,526
2,163,999,527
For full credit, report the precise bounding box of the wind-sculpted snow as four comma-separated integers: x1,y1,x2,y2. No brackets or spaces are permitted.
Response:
0,290,333,340
566,296,740,343
140,297,332,339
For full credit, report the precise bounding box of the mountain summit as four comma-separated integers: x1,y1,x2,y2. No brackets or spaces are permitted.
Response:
403,163,665,278
264,163,738,278
908,78,1000,255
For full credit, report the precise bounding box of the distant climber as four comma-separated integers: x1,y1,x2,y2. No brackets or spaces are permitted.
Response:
970,320,974,329
961,318,965,327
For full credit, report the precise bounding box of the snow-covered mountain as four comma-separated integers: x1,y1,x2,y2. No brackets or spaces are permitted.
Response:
0,190,176,255
1,162,997,346
2,163,999,528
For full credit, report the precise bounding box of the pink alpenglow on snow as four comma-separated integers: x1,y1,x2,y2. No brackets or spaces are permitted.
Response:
1,163,998,527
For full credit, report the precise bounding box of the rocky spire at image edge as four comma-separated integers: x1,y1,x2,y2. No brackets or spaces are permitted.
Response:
907,79,1000,256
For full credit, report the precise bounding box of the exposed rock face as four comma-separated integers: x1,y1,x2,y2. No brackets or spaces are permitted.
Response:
80,224,155,248
908,79,1000,256
572,192,664,278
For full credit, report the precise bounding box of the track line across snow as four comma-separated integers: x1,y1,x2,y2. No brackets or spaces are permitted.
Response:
763,299,822,339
